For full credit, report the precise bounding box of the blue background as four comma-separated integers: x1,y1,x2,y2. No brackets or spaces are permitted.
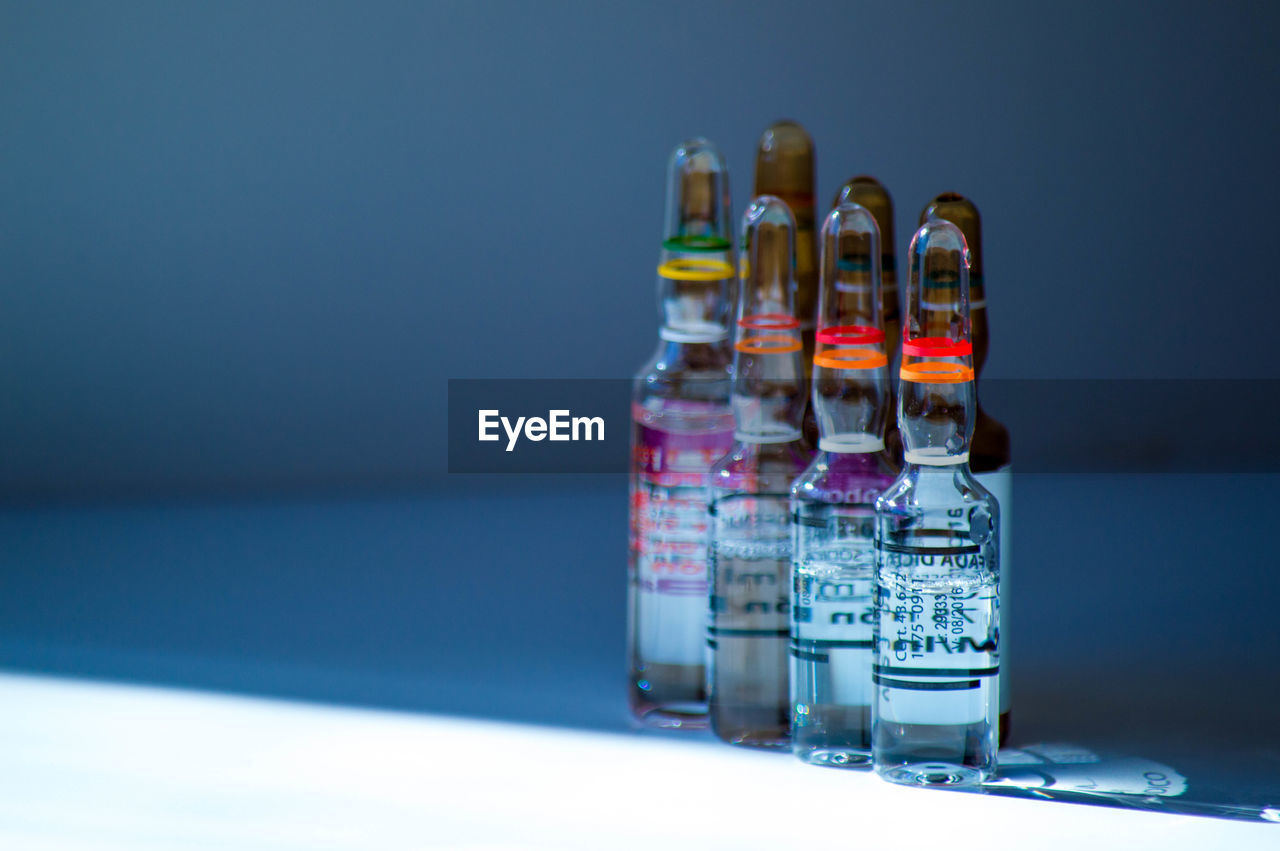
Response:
1,0,1278,819
2,0,1277,498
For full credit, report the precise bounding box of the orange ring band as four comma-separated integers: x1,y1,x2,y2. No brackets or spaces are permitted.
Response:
899,362,975,384
813,348,888,370
735,334,803,354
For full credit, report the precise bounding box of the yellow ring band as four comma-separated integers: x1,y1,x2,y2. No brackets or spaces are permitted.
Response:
658,259,735,281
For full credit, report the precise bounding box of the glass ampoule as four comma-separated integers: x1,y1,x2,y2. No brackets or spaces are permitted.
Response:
628,139,736,728
789,202,897,767
920,192,1013,745
834,176,902,461
872,219,1001,786
833,177,900,362
707,196,812,748
755,121,817,361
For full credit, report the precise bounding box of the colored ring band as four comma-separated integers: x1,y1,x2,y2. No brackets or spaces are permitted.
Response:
901,336,973,357
816,324,885,345
657,259,735,281
813,348,888,370
899,362,974,384
739,313,800,330
662,235,732,253
735,334,803,354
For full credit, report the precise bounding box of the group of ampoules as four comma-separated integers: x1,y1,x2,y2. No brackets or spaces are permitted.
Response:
628,121,1012,788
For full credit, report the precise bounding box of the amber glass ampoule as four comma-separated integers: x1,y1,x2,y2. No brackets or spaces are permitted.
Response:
754,121,817,359
834,176,901,459
919,192,1012,745
833,177,899,361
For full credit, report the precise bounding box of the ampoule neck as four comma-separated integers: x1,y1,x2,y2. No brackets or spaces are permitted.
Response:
714,436,811,490
898,457,973,489
655,245,733,351
658,325,729,345
734,427,804,445
649,335,730,371
816,447,894,476
897,365,976,475
821,442,882,459
903,447,969,468
817,433,886,455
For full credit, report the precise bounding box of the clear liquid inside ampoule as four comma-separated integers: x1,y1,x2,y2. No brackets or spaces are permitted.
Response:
792,554,874,767
708,486,795,748
791,453,895,768
872,563,998,786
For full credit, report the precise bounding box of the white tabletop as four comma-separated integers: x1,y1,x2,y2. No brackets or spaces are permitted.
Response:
0,672,1273,850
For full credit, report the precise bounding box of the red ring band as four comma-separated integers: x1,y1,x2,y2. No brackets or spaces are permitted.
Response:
901,336,973,357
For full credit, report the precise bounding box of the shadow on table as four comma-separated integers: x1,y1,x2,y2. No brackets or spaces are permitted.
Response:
984,742,1280,822
982,670,1280,823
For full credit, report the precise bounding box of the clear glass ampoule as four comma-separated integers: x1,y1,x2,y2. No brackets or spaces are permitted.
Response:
834,176,903,464
790,202,897,767
872,219,1000,786
707,195,812,748
628,139,736,728
920,192,1013,745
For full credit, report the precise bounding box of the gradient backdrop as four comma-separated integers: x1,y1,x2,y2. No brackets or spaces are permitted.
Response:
1,0,1278,818
3,0,1277,497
